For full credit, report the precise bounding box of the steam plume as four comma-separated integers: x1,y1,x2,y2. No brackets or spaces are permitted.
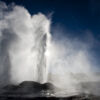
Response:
0,1,99,96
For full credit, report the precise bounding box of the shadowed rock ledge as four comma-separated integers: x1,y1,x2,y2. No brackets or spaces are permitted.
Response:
0,81,100,100
0,81,56,98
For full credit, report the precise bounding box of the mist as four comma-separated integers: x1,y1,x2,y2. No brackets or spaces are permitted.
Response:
0,1,99,96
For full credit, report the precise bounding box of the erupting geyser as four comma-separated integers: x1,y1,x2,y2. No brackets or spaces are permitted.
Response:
8,12,51,84
0,1,98,96
0,2,51,84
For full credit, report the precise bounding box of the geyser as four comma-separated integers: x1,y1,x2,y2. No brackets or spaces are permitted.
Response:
0,1,98,96
0,1,51,84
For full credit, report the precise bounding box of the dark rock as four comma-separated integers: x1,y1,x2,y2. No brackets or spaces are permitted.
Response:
0,81,100,100
0,81,55,97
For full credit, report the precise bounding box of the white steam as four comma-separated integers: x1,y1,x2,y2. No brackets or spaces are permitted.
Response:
0,1,99,96
0,2,51,84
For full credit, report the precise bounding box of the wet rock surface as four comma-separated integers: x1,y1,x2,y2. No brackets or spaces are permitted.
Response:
0,81,55,97
0,81,100,100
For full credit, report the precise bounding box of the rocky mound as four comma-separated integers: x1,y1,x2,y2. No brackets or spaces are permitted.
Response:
0,81,55,97
0,81,100,100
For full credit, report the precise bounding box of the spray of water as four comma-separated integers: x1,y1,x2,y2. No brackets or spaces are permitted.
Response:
0,1,99,96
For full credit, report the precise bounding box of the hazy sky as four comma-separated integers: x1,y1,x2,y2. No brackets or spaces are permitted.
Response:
1,0,100,70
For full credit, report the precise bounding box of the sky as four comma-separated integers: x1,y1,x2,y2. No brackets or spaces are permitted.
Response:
1,0,100,70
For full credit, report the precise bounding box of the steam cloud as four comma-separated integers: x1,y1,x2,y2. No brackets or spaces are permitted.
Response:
0,1,99,96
